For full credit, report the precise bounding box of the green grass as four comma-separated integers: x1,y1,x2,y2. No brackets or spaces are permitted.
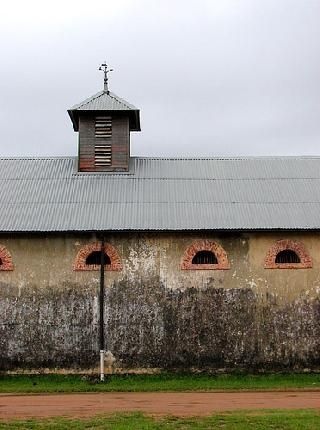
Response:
0,410,320,429
0,372,320,393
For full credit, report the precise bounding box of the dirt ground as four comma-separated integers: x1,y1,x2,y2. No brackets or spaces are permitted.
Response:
1,391,320,419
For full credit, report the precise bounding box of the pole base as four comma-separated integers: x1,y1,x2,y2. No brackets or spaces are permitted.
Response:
100,350,105,382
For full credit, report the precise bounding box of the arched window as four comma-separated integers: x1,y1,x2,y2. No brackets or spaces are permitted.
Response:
264,240,312,269
275,250,300,264
74,242,122,271
85,251,111,266
192,250,218,265
0,245,14,271
181,240,230,270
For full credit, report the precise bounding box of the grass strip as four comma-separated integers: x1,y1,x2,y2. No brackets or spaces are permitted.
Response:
0,410,320,429
0,372,320,393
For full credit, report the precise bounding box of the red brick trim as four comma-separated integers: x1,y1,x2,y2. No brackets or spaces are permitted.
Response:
181,240,230,270
73,242,122,271
264,239,312,269
0,245,14,271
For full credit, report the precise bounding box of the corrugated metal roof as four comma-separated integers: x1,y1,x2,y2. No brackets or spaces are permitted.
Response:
68,90,141,132
0,156,320,232
69,91,138,111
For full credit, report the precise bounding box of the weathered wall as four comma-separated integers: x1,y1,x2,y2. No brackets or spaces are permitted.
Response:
0,232,320,371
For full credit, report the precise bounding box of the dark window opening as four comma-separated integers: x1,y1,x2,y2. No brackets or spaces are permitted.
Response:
275,250,300,264
0,258,2,265
86,251,111,266
192,250,218,265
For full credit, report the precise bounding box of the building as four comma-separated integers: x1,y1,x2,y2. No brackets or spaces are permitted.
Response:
0,69,320,371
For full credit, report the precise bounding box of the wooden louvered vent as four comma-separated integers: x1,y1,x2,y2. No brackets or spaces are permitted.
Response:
95,116,112,166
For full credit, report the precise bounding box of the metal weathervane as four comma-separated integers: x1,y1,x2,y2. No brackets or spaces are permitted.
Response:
99,62,113,93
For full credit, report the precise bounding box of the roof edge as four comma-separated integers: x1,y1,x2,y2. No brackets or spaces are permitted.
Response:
1,155,320,161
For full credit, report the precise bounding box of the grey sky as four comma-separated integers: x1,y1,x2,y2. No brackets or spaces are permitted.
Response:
0,0,319,157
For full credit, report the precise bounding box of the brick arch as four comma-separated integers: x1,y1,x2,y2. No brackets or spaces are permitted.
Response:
181,240,230,270
0,245,14,271
264,239,312,269
73,242,122,271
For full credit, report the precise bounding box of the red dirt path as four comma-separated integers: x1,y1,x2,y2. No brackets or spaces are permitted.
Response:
1,392,320,418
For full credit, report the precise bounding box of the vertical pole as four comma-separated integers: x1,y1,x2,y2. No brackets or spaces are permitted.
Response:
99,237,105,381
104,68,108,93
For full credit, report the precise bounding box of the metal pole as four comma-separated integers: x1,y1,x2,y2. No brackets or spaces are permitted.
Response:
99,237,105,381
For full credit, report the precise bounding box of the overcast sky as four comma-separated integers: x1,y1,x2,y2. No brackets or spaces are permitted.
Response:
0,0,319,157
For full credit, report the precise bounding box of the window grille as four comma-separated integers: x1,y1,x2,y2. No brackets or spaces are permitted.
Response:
85,251,111,266
192,250,218,265
275,250,300,264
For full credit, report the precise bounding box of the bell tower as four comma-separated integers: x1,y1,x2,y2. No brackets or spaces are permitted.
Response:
68,64,140,172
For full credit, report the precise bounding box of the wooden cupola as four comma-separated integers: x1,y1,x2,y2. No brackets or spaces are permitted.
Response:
68,64,140,172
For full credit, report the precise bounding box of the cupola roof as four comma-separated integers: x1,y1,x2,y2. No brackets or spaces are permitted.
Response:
68,90,140,132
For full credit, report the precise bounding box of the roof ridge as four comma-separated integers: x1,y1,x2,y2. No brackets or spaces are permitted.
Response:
1,155,320,161
69,91,104,110
132,155,320,160
0,156,77,160
108,91,136,110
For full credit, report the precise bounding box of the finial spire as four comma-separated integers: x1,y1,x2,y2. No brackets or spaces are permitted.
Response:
99,62,113,93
